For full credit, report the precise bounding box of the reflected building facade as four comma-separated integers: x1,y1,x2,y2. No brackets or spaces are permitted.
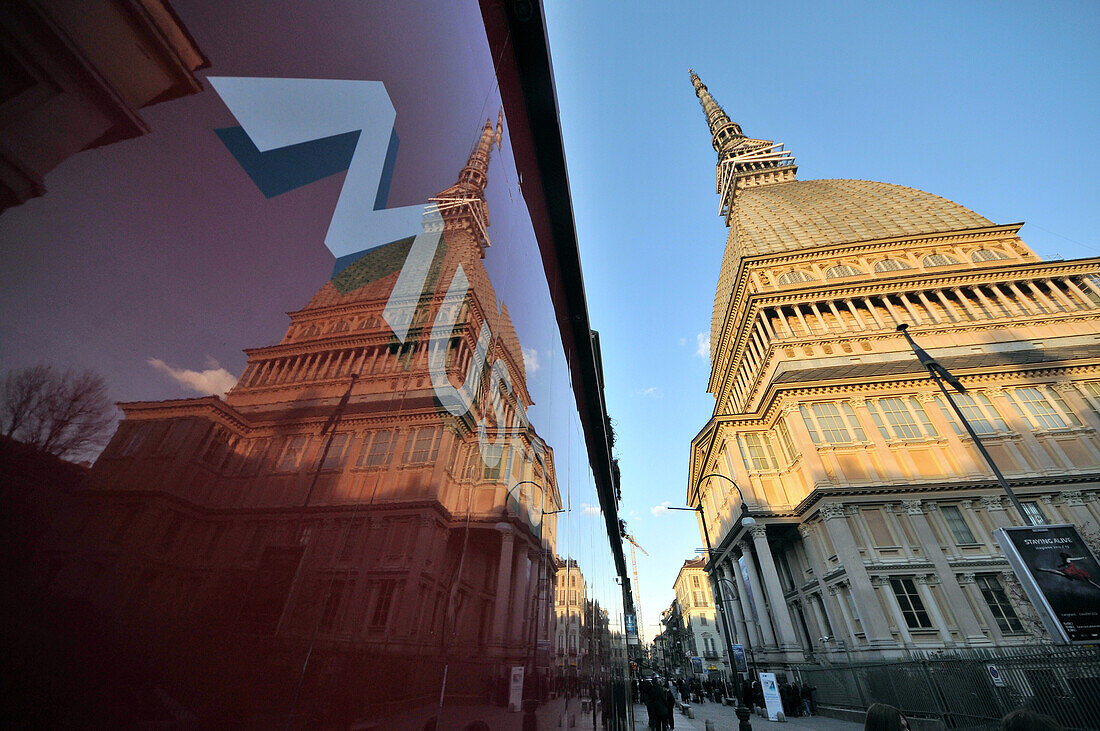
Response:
29,116,561,723
687,70,1100,668
673,558,729,676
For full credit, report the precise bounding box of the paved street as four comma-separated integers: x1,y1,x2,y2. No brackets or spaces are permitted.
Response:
635,702,863,731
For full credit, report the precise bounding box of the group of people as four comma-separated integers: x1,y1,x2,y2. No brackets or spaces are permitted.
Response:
639,679,677,730
864,703,1067,731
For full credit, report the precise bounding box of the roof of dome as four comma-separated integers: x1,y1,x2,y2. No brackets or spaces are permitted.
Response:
733,179,993,254
709,179,994,365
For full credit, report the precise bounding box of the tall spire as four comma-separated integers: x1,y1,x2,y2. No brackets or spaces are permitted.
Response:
688,70,797,223
457,109,504,196
689,69,742,155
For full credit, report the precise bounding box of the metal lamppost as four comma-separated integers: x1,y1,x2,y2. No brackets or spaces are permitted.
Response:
715,575,759,683
670,473,754,731
896,324,1033,526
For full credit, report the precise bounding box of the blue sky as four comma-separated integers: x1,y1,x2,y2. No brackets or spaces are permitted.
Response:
543,0,1100,640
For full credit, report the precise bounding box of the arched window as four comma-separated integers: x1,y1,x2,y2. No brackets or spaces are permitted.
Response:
825,264,865,279
971,249,1008,262
923,253,960,268
873,259,912,273
776,270,814,286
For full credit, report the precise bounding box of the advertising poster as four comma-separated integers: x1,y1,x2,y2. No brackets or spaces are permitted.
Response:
995,524,1100,643
690,656,704,674
509,666,524,713
759,672,783,721
731,644,748,673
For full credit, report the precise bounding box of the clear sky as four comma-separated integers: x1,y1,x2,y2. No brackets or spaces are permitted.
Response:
543,0,1100,641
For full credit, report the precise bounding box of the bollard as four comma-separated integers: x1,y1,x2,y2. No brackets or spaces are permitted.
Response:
705,721,716,731
569,713,575,728
685,706,694,719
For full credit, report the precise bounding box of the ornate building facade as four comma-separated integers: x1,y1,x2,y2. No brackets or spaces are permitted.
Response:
686,70,1100,667
553,558,588,677
673,558,729,676
32,117,562,723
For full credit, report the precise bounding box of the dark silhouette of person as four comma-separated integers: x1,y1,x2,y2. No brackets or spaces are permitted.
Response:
864,702,910,731
1000,708,1064,731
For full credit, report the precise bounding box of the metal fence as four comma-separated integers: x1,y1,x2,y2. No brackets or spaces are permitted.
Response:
795,645,1100,730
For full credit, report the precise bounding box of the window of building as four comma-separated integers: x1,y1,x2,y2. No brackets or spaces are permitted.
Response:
700,616,707,626
866,397,937,441
971,249,1009,262
775,419,797,462
276,435,309,471
118,423,150,456
320,432,351,469
873,259,912,273
922,253,960,268
941,505,978,545
1006,386,1081,430
889,578,933,629
319,578,347,632
933,392,1009,436
799,402,865,445
369,580,397,630
824,264,865,279
358,430,395,468
405,427,441,464
158,420,191,454
242,438,271,475
481,444,504,481
776,270,814,285
1021,501,1048,525
975,574,1023,633
737,432,778,471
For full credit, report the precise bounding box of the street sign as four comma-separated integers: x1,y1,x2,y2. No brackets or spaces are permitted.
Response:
987,664,1005,687
995,524,1100,644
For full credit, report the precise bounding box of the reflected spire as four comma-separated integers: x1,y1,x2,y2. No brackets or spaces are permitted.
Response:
457,109,503,195
689,69,742,155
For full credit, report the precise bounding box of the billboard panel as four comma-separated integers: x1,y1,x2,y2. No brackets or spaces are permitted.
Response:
995,524,1100,644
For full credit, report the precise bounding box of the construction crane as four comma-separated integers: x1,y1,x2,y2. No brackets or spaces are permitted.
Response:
623,530,648,645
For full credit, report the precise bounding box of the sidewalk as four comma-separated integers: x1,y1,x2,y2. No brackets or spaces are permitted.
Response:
635,702,864,730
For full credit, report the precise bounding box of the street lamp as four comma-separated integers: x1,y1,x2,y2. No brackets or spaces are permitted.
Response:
670,484,754,731
897,324,1033,525
714,575,760,681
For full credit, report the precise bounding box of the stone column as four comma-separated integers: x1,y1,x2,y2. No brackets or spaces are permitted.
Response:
808,592,830,641
819,503,895,648
731,550,765,648
829,582,859,646
740,540,778,648
749,524,801,653
490,524,515,644
915,574,954,645
902,500,990,646
719,560,750,649
797,524,850,642
510,549,532,643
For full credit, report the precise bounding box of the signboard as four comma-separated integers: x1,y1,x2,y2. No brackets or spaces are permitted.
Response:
730,644,748,673
987,664,1005,687
508,666,524,712
759,672,783,721
625,613,639,646
995,524,1100,644
690,656,704,674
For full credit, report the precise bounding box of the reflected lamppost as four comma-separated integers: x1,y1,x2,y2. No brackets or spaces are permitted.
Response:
670,474,754,731
504,479,564,709
715,575,759,682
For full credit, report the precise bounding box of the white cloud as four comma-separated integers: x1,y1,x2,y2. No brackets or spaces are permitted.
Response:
678,337,687,347
148,357,237,396
582,503,601,516
522,346,540,374
635,386,662,398
650,500,671,516
696,333,710,359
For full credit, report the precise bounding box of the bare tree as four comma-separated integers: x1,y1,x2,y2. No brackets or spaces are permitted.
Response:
1,365,114,460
